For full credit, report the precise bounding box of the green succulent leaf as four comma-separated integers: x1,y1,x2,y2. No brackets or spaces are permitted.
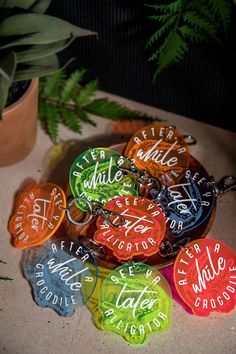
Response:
0,14,96,49
15,38,74,64
29,0,51,13
0,0,37,9
0,51,16,114
14,54,60,81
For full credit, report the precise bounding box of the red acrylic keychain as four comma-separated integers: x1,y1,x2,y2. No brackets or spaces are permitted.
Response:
173,238,236,316
94,196,166,261
8,183,66,249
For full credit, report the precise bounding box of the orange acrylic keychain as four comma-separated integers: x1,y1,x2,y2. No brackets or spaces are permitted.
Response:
124,124,190,185
8,182,66,249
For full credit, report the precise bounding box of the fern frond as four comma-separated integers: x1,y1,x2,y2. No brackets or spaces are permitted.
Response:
60,107,82,133
44,71,64,97
153,30,188,80
0,275,13,281
76,108,97,127
39,69,160,142
46,104,59,143
85,98,157,122
208,0,231,32
76,79,98,106
179,26,205,42
183,11,217,39
146,15,177,48
146,1,182,14
61,69,86,102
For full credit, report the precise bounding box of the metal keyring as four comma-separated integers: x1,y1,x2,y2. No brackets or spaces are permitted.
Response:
66,197,93,226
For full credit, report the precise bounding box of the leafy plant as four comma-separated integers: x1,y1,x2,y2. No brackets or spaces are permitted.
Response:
39,69,160,142
0,259,13,282
0,0,95,114
146,0,232,80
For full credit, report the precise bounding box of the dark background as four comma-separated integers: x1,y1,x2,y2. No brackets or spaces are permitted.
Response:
47,0,235,132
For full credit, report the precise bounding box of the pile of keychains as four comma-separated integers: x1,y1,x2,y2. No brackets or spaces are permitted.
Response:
8,124,236,345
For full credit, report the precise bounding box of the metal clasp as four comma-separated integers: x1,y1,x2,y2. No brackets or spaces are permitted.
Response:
207,175,236,196
116,156,163,197
65,196,125,227
158,238,191,258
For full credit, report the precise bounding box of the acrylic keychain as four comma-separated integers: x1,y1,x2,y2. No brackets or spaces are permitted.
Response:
173,238,236,317
22,238,98,316
123,124,191,186
8,182,125,249
98,262,172,345
8,183,67,249
94,196,166,261
69,147,139,212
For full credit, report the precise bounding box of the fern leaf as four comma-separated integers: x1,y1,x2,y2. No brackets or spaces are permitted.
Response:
76,108,97,127
153,30,188,80
60,106,82,133
146,1,182,14
85,98,157,122
0,260,7,264
76,79,98,106
44,71,64,97
61,69,86,102
46,104,59,143
183,11,217,39
208,0,231,32
146,15,177,48
0,275,13,281
179,26,205,42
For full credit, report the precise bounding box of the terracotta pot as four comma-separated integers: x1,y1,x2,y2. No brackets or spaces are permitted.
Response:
0,78,38,166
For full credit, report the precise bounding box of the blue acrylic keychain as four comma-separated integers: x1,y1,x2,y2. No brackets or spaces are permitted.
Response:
22,238,98,316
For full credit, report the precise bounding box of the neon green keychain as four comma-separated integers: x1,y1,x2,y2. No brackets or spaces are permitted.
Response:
98,263,172,345
69,147,139,211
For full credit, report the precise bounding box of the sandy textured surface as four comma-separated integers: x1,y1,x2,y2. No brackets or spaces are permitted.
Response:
0,92,235,354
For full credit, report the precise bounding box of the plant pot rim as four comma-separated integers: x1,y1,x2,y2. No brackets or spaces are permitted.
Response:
3,78,39,116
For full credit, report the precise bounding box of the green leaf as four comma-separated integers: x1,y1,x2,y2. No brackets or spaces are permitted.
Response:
43,71,64,97
15,38,74,64
183,11,217,39
145,1,182,14
0,14,96,49
0,0,36,9
152,30,188,80
46,103,59,143
208,0,231,32
29,0,51,13
179,25,205,42
14,54,60,81
60,106,82,133
76,107,96,127
0,51,16,114
76,79,98,106
60,69,86,101
146,15,177,48
85,98,157,121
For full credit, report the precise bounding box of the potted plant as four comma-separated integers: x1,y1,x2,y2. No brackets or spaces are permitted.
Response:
0,0,94,166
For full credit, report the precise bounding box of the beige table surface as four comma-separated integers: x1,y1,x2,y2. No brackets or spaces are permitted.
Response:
0,92,236,354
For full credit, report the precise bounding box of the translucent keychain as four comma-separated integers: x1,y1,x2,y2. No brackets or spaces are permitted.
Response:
98,263,172,344
69,147,139,211
8,183,66,249
22,238,98,316
173,238,236,316
124,124,190,185
94,196,166,261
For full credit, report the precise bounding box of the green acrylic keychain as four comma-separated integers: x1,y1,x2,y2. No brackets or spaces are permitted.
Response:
69,147,139,211
98,263,172,345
